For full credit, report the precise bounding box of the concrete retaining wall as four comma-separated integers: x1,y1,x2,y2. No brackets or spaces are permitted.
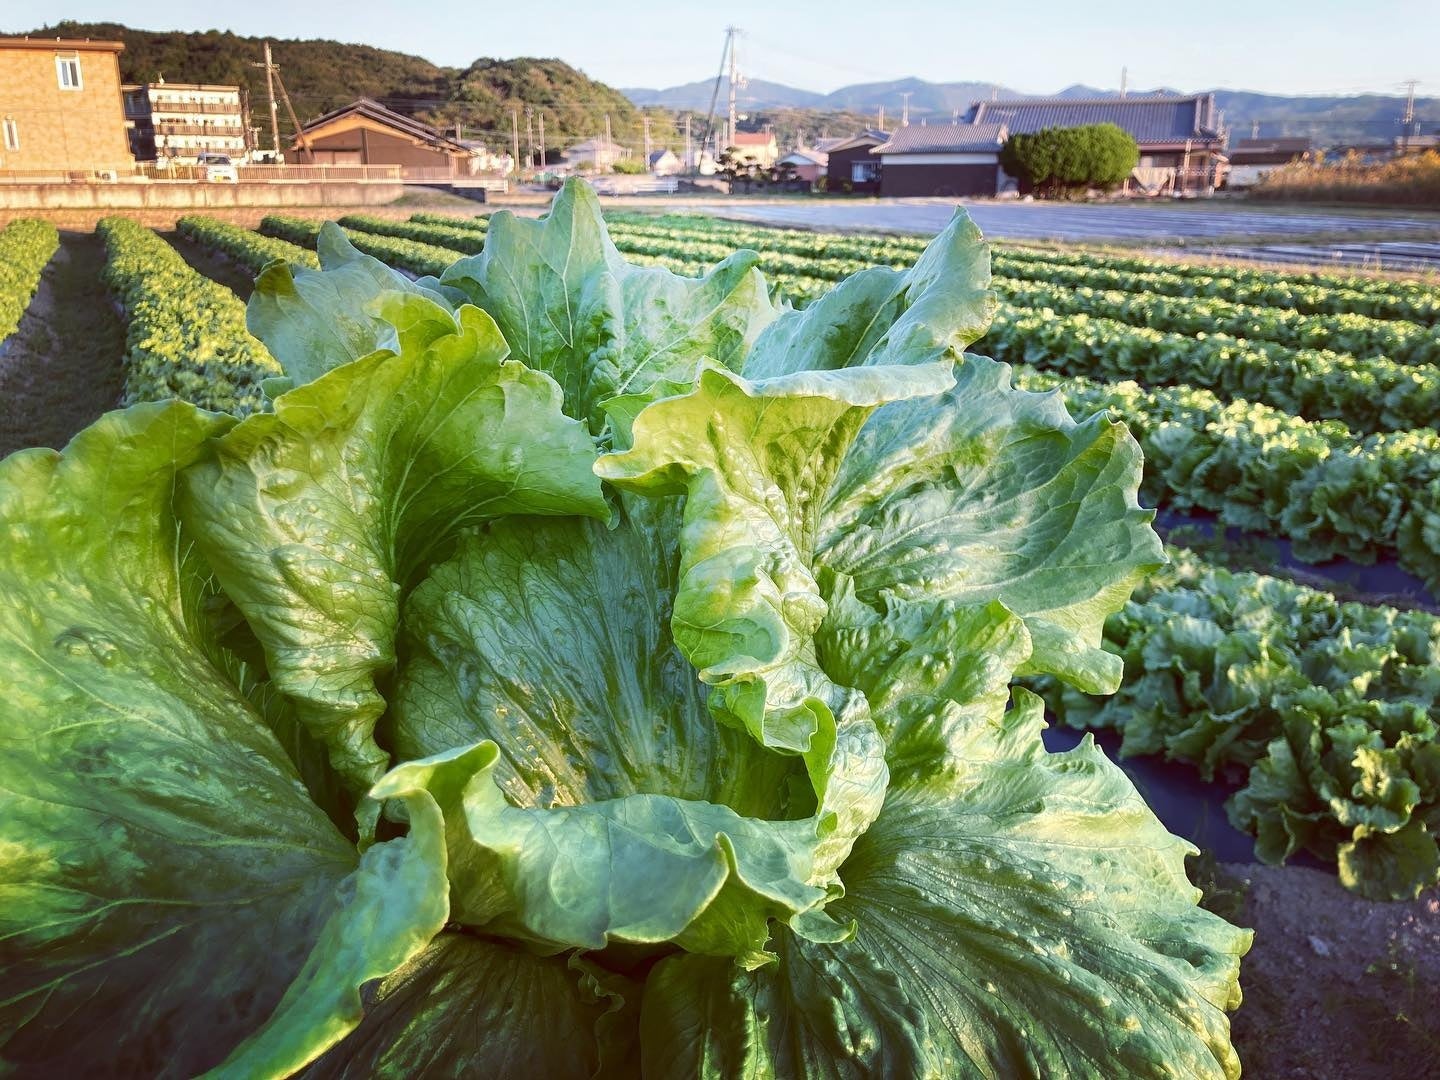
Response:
0,181,406,210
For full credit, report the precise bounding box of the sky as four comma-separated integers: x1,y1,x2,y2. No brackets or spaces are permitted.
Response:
7,0,1438,98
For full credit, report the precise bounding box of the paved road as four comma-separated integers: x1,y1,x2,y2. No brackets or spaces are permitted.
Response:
698,199,1440,243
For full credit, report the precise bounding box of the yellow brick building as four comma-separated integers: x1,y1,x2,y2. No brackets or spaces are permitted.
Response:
0,36,133,175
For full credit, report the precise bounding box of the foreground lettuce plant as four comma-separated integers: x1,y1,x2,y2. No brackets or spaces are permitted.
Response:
0,181,1249,1078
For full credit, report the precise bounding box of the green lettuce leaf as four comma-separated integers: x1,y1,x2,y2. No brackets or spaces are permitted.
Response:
180,298,607,799
441,178,780,431
818,356,1164,695
303,934,636,1079
641,691,1251,1080
247,221,458,386
740,205,995,380
598,360,955,877
0,404,449,1078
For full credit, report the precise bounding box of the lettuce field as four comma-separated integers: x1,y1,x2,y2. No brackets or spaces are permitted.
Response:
0,182,1436,1077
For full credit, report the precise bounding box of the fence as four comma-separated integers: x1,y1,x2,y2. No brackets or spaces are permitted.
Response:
0,164,405,184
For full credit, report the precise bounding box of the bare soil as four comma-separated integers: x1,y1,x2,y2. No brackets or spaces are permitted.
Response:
165,230,257,299
1213,862,1440,1079
0,231,124,457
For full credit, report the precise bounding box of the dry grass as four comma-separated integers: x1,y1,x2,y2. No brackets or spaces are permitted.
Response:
1251,150,1440,206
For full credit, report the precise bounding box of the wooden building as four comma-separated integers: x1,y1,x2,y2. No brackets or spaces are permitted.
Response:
965,94,1228,194
0,35,132,175
292,98,475,175
873,123,1007,197
823,130,888,193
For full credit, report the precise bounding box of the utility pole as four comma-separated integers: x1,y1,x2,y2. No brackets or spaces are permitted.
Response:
900,91,912,127
511,111,520,174
726,25,740,150
1251,120,1260,140
684,113,692,170
1120,67,1128,98
877,105,885,131
1400,79,1418,153
538,112,546,168
252,42,281,161
643,113,652,167
525,107,534,172
604,112,613,168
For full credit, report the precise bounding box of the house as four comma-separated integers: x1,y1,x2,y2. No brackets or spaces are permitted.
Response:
965,94,1228,194
1224,137,1312,189
823,130,889,193
872,123,1007,197
291,98,477,176
778,148,827,183
564,137,631,171
730,130,778,167
0,35,133,175
648,148,681,175
123,81,246,165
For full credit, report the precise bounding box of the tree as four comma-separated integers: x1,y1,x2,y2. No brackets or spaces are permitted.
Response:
1000,123,1139,197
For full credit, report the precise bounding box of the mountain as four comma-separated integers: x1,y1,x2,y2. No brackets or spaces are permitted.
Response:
622,78,825,111
13,21,668,150
624,77,1440,143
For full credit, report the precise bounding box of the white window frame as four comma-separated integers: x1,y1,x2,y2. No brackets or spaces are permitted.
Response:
56,55,83,91
2,118,18,151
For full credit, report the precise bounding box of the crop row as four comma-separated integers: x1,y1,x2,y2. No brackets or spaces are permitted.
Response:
1013,366,1440,592
984,306,1440,435
0,219,60,346
998,277,1439,367
97,217,278,415
178,216,319,273
604,210,1440,310
1044,549,1440,900
338,214,485,255
258,215,456,278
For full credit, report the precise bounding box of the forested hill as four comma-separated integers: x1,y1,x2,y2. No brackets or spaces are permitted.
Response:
13,22,659,149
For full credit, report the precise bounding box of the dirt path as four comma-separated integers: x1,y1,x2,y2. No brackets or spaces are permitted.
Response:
165,230,257,300
1212,863,1440,1078
0,232,125,457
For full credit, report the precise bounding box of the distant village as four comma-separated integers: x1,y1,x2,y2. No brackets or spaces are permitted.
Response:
3,33,1437,202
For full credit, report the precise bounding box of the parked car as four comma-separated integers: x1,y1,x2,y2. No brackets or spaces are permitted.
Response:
197,154,238,183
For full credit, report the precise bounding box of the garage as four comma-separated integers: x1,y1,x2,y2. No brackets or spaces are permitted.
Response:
874,123,1007,198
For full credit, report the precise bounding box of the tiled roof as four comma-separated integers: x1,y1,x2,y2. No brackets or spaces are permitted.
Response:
299,97,468,153
966,94,1223,145
824,130,890,153
1229,137,1312,165
873,122,1007,154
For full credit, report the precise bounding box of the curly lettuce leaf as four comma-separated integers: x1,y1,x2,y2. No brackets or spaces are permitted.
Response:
818,356,1164,695
0,404,449,1078
247,220,459,386
740,204,996,380
440,178,780,431
643,692,1251,1080
180,298,607,799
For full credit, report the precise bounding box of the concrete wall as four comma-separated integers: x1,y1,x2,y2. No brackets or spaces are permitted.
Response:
0,181,405,210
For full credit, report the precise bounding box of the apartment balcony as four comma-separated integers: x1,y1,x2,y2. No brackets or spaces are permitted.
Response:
148,100,242,115
155,124,245,138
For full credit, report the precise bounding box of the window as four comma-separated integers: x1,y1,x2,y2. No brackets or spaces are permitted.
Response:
3,118,17,151
56,55,83,90
851,160,880,183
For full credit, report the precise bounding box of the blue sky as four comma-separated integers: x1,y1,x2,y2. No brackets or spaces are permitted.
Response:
8,0,1437,97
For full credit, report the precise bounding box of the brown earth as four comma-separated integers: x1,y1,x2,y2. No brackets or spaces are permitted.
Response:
0,231,125,457
1212,862,1440,1079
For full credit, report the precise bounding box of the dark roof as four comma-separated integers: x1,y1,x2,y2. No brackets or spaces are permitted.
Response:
1228,137,1312,165
648,148,676,165
873,122,1007,154
824,130,890,154
966,94,1223,146
298,97,468,153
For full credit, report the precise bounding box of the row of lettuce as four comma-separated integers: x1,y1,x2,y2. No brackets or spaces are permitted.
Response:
1041,550,1440,902
158,213,1440,897
0,219,60,347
